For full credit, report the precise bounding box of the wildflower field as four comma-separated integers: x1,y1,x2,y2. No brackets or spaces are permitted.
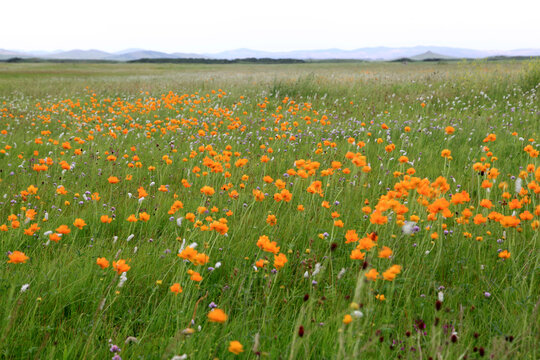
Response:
0,60,539,359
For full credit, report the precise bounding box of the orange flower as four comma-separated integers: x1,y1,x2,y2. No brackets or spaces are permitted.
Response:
473,214,487,225
25,209,37,220
370,211,388,225
498,250,511,259
193,253,210,266
138,212,150,222
228,341,244,355
499,216,520,228
479,199,493,209
378,246,393,259
451,191,470,205
208,308,228,323
441,149,452,159
345,229,359,243
307,181,323,196
24,223,40,236
96,257,109,269
266,214,277,226
343,314,352,324
179,247,198,261
257,235,280,254
209,220,228,235
73,218,86,229
170,283,182,294
112,259,130,274
56,224,71,235
357,236,376,251
365,268,379,281
49,233,61,242
108,176,120,184
382,269,397,281
274,253,288,269
7,251,29,264
137,186,148,199
253,189,265,201
350,249,365,260
188,270,203,282
100,215,113,223
200,186,215,196
255,259,265,268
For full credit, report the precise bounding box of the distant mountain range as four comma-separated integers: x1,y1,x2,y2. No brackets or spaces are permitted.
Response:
1,46,539,61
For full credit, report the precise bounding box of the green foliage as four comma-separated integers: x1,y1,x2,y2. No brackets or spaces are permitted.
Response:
520,59,540,91
0,62,538,360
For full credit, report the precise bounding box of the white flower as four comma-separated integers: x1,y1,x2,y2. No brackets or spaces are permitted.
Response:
337,268,347,279
20,284,30,293
171,355,187,360
138,197,145,204
352,310,363,318
402,221,416,235
515,178,522,194
312,263,322,276
118,272,128,288
127,234,135,242
214,262,221,268
303,271,309,278
176,217,183,227
438,291,444,302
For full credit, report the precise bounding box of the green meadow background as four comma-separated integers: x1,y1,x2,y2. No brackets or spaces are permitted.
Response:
0,60,538,359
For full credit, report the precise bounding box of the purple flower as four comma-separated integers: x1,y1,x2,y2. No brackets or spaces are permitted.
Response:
209,302,217,309
484,292,491,298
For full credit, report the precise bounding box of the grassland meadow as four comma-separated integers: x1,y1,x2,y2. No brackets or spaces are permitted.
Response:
0,60,539,359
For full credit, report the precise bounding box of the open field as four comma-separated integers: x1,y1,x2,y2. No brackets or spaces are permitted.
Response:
0,61,539,359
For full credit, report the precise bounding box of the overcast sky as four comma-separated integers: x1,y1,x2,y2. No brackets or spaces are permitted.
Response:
2,0,539,53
